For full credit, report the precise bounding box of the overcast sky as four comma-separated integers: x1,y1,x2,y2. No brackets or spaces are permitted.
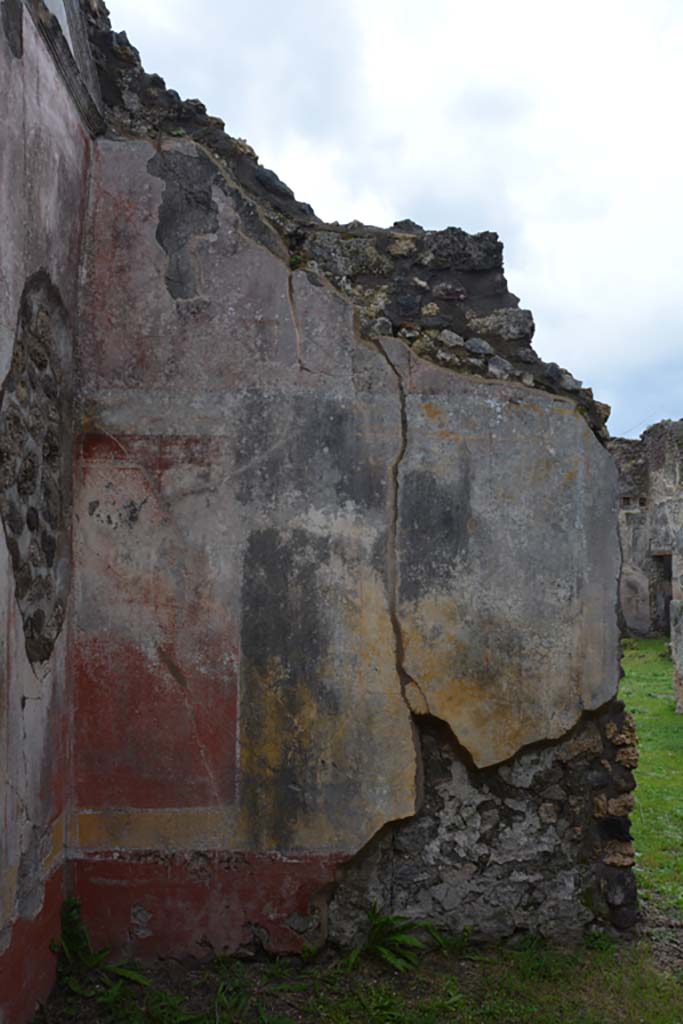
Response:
106,0,683,438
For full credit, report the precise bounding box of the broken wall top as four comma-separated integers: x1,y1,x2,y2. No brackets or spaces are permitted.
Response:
610,420,683,497
83,0,610,441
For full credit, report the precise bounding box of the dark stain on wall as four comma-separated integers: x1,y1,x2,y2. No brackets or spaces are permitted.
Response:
148,148,220,299
398,458,472,604
240,526,341,849
234,391,388,514
1,0,22,58
0,271,72,663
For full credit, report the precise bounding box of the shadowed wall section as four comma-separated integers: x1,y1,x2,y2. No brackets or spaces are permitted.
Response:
0,2,92,1021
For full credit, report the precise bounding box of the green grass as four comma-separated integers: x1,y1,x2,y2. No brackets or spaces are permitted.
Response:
620,636,683,913
38,636,683,1023
308,940,683,1023
38,936,683,1024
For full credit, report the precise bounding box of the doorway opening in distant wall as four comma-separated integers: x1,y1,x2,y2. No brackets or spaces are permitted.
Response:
651,551,673,635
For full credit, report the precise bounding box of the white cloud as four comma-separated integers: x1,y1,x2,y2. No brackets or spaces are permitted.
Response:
106,0,683,437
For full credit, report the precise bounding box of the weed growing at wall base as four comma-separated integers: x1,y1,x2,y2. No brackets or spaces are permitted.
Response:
37,914,683,1023
346,907,433,972
49,898,152,999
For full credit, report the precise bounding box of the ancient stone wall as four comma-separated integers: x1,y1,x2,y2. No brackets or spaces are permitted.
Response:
0,2,639,1021
330,709,638,946
610,421,683,637
66,0,633,962
0,2,97,1021
610,421,683,712
1,273,73,666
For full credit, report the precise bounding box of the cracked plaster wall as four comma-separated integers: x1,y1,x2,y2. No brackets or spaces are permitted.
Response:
0,2,92,1020
71,121,631,955
0,1,640,1016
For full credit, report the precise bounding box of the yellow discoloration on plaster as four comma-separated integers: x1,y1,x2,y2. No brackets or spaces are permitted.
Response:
76,808,238,851
404,680,429,715
396,382,619,768
421,401,445,423
401,594,571,765
43,814,66,873
238,565,416,853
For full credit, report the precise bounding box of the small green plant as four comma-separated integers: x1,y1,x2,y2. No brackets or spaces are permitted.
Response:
442,978,464,1008
347,907,429,973
50,898,150,998
583,930,617,954
289,253,303,270
427,923,479,959
206,959,252,1020
213,976,252,1019
511,934,578,982
354,983,405,1021
48,899,210,1022
299,942,318,964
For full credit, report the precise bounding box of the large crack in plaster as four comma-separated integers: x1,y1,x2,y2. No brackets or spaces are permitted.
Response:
372,338,430,720
143,139,617,788
287,271,311,376
367,336,622,775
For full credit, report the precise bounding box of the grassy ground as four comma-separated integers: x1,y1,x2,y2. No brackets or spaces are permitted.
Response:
35,936,683,1024
620,637,683,914
37,638,683,1024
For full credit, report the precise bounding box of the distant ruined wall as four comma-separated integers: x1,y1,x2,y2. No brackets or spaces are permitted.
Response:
610,422,683,713
610,421,683,637
0,2,638,1021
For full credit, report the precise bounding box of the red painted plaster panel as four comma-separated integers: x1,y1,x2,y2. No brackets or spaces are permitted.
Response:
0,868,63,1024
74,635,237,810
72,853,345,960
74,434,238,810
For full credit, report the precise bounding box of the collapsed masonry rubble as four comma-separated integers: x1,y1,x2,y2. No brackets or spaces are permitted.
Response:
610,421,683,711
0,2,637,1021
